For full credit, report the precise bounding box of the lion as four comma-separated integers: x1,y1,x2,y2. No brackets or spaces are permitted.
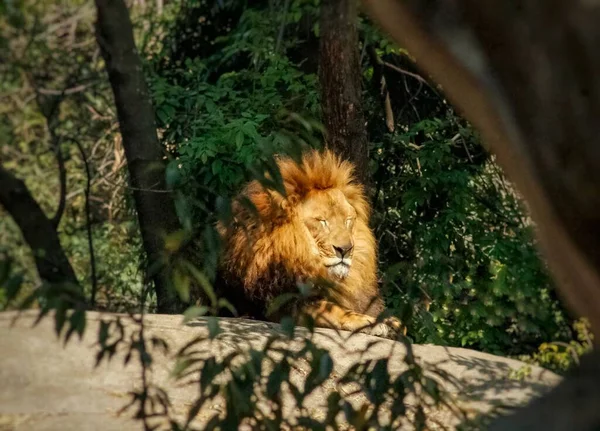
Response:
215,149,402,338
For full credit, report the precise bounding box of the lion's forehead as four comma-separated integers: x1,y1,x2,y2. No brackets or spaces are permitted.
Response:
301,188,355,219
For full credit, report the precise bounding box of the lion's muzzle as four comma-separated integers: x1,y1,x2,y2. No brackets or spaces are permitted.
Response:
325,257,352,279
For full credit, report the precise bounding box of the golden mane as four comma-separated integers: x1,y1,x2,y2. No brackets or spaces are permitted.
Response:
273,150,371,221
216,149,396,335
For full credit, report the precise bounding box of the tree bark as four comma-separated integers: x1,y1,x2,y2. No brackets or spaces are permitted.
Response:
319,0,370,187
360,0,600,429
94,0,183,313
0,165,79,287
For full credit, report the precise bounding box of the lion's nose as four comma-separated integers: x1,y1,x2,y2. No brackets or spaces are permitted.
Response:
333,243,353,259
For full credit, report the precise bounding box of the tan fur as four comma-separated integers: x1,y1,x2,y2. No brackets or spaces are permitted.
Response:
216,150,402,337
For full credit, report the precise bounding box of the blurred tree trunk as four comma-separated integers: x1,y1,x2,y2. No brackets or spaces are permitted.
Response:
0,165,79,287
361,1,600,430
319,0,370,188
94,0,183,313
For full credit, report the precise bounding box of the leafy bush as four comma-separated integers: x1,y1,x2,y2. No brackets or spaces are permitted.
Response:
512,318,594,376
371,110,571,354
148,4,321,208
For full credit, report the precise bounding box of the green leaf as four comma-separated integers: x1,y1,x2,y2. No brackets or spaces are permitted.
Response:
217,298,237,316
205,98,217,114
319,352,334,381
235,130,244,149
280,315,295,338
182,261,217,307
266,292,297,317
165,161,181,188
207,316,221,339
182,306,209,323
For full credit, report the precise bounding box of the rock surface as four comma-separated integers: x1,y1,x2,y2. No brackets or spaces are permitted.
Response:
0,310,560,430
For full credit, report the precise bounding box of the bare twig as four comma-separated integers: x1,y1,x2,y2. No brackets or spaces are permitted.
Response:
69,137,99,307
100,175,172,193
451,132,473,163
37,84,89,96
382,60,431,87
49,129,67,229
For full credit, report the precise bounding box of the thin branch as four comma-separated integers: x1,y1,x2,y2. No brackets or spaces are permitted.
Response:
275,0,291,54
397,76,424,121
33,87,69,229
50,128,67,229
382,60,433,88
29,72,87,229
35,3,95,41
367,45,395,132
451,132,473,163
100,176,173,193
37,84,89,96
69,137,99,307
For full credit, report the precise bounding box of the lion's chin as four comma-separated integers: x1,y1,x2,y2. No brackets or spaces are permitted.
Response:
327,263,350,279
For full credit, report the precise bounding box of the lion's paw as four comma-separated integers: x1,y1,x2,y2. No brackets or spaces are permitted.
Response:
364,317,405,340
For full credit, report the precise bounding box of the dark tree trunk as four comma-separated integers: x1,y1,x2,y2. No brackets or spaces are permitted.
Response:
94,0,183,313
0,165,79,287
319,0,370,187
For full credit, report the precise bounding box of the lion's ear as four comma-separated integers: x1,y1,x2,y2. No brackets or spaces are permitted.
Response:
283,194,300,208
279,194,299,215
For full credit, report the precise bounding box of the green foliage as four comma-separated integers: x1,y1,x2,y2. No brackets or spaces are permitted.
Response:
148,5,321,209
61,222,146,311
0,253,24,311
0,0,147,308
1,249,87,343
371,110,571,354
513,318,594,376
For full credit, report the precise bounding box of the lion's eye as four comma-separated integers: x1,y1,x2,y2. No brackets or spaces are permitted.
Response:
320,219,328,228
346,218,354,228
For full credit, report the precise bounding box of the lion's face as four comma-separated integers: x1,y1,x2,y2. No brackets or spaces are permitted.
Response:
298,189,358,279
